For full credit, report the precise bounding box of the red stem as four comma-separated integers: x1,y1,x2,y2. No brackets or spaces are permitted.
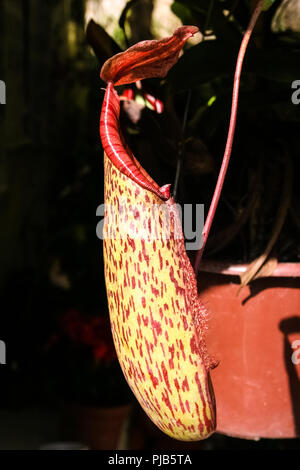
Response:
194,0,263,276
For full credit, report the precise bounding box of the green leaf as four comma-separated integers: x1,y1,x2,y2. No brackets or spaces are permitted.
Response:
171,1,194,25
168,39,300,92
245,47,300,83
171,0,240,42
168,40,237,92
262,0,276,11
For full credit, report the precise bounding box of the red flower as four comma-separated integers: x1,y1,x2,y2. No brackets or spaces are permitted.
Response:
49,309,116,364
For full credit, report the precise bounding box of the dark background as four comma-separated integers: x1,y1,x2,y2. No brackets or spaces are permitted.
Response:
0,0,299,450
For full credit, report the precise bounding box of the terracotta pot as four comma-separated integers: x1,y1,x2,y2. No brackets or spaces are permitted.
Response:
198,261,300,439
62,403,132,450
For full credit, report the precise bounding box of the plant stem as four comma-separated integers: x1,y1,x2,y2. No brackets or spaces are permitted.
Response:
238,149,292,292
194,0,263,277
204,0,215,34
173,89,191,200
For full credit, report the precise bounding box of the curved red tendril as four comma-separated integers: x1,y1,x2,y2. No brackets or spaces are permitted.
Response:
194,0,263,275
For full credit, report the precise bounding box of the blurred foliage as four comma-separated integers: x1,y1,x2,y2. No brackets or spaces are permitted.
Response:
0,0,122,408
166,0,299,263
103,0,299,266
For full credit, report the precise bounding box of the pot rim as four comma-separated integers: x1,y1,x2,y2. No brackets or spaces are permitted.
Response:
198,260,300,278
